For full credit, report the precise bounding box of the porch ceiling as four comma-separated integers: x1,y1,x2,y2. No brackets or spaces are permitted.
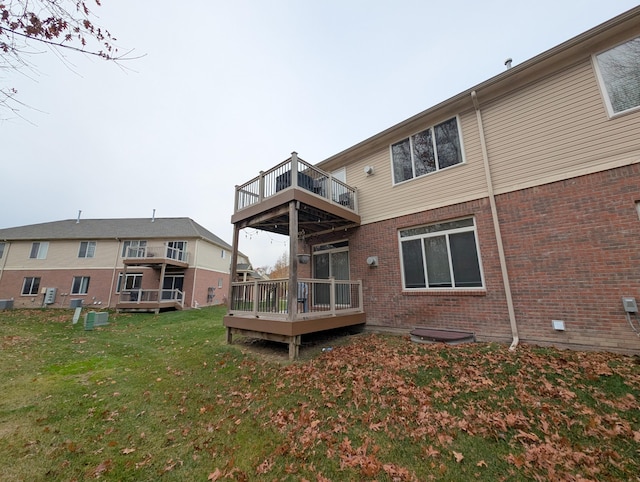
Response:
232,188,360,237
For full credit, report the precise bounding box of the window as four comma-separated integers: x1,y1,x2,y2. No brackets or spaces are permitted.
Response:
218,278,223,289
391,117,464,184
78,241,96,258
116,273,142,292
122,240,147,257
71,276,90,294
399,218,483,289
0,242,5,259
29,241,49,259
22,277,40,295
595,37,640,115
221,249,226,259
167,241,187,261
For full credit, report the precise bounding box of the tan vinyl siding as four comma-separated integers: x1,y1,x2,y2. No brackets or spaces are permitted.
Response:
481,59,640,193
194,240,232,272
347,111,489,225
4,240,120,270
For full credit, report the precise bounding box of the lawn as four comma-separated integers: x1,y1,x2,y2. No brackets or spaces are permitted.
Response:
0,307,638,481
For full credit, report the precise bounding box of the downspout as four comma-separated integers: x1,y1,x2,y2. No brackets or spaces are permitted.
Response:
190,239,200,308
107,239,121,308
471,90,519,350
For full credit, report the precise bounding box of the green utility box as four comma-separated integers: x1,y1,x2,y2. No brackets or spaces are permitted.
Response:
84,311,109,331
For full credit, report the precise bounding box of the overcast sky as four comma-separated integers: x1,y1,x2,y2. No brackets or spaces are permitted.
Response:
1,1,637,268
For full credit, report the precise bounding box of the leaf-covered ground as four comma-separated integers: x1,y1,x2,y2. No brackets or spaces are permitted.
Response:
0,307,638,481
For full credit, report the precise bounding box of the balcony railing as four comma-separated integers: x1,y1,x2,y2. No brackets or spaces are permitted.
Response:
123,245,189,264
228,278,363,319
118,289,185,308
234,155,358,213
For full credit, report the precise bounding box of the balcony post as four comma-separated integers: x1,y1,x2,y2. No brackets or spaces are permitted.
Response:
226,224,241,316
291,152,298,188
258,171,265,203
252,280,259,316
288,200,298,321
327,173,333,204
329,277,336,315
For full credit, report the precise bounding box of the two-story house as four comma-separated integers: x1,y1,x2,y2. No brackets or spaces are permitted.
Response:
0,217,248,312
225,7,640,358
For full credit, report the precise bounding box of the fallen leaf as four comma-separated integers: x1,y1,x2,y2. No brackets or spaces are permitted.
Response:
453,451,464,463
208,468,222,481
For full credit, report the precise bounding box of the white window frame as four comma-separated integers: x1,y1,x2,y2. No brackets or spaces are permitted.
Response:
22,277,41,295
116,273,143,293
29,241,49,259
71,276,90,295
399,217,484,290
78,241,96,258
218,278,223,289
390,116,465,185
221,249,226,259
166,241,187,261
122,240,147,258
593,36,640,118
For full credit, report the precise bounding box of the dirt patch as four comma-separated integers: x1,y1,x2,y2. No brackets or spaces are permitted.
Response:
234,326,365,363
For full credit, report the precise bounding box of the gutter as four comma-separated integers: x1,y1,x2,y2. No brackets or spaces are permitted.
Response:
471,90,519,351
318,6,639,171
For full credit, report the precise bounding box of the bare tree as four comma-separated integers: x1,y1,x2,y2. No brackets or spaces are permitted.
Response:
268,251,290,279
1,0,131,117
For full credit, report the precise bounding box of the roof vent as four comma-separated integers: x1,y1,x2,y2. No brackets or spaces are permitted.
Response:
76,210,82,224
504,58,513,69
151,209,156,222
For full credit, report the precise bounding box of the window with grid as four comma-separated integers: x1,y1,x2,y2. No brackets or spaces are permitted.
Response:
399,218,483,289
391,117,464,184
595,36,640,116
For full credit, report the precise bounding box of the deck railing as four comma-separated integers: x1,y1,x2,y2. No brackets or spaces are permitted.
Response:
234,155,357,213
123,245,189,263
118,289,185,308
228,278,363,319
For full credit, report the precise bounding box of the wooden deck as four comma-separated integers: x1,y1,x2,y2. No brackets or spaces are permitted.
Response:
224,312,366,360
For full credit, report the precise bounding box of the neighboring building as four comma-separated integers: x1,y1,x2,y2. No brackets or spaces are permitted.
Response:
0,217,247,312
225,7,640,356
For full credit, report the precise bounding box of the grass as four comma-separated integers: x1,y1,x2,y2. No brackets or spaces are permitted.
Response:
0,307,638,481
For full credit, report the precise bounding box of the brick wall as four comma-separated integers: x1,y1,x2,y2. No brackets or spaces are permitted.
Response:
316,164,640,353
497,164,640,353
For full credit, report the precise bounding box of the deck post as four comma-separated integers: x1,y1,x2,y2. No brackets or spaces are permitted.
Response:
288,335,301,360
226,327,233,344
159,262,167,304
228,224,241,310
288,199,298,321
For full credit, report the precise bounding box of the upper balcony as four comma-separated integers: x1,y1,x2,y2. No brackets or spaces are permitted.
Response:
122,244,190,268
232,153,360,235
